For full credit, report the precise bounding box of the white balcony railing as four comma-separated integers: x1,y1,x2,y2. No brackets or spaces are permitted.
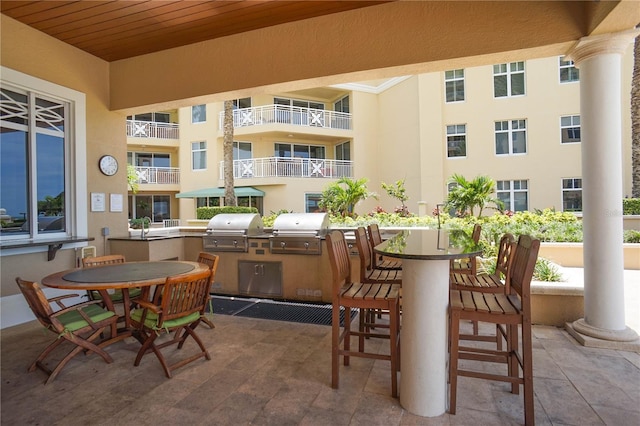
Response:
133,166,180,184
219,157,353,180
218,105,352,130
127,120,180,139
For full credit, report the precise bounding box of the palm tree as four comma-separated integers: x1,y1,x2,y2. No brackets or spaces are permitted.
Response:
632,31,639,197
445,174,503,217
223,100,237,206
319,177,376,217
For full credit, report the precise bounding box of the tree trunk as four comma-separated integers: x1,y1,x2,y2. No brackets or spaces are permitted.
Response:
632,33,640,198
223,100,237,206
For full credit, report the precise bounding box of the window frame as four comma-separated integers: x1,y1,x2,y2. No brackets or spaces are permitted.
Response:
494,119,527,156
444,69,465,103
446,124,467,158
560,115,581,144
559,57,580,83
496,179,529,212
191,141,207,170
0,67,87,250
561,178,582,212
493,61,526,98
305,193,323,213
191,104,206,123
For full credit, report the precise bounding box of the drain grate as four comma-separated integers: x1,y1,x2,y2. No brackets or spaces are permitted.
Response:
209,296,355,326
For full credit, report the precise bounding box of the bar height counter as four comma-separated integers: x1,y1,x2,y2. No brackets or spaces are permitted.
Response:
374,229,481,417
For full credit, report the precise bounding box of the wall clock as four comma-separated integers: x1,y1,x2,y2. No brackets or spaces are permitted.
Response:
99,155,118,176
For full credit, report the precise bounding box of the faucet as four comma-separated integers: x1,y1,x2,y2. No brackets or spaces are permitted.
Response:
141,216,151,239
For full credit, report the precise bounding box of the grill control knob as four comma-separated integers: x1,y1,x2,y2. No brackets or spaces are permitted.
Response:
304,242,309,249
233,240,238,247
280,241,286,248
213,239,218,246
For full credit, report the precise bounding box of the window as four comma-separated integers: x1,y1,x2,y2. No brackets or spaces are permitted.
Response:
497,180,529,212
237,196,263,215
128,195,170,222
232,97,252,109
562,178,582,212
274,97,324,125
128,152,170,167
445,69,465,102
192,104,206,123
559,57,579,83
233,141,252,160
305,193,323,213
495,120,527,155
560,115,581,144
446,124,467,158
493,62,525,97
127,112,170,123
274,143,325,159
1,68,86,243
334,96,349,113
335,141,350,161
197,197,221,208
191,141,206,170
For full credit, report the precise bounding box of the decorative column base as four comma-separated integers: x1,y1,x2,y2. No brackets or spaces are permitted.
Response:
566,319,640,351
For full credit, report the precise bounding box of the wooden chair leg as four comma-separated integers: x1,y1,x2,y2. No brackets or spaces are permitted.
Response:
522,322,534,426
448,310,461,414
389,301,399,398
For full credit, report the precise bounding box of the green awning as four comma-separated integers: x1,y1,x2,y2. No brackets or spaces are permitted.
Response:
176,187,265,198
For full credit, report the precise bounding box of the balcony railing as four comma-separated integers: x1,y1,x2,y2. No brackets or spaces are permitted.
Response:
218,105,352,130
127,120,180,139
219,157,353,180
133,166,180,184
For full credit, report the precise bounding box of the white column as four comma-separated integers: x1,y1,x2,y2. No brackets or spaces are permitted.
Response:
567,30,638,342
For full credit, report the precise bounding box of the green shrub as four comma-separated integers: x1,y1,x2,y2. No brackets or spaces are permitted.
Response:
623,198,640,215
534,258,566,282
196,206,258,220
624,230,640,243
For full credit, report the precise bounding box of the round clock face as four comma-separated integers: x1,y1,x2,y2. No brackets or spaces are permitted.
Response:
99,155,118,176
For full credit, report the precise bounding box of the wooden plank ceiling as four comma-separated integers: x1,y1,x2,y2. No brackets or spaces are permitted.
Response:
1,1,390,62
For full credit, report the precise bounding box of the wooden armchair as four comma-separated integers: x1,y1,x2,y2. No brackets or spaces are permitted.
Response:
15,277,118,384
130,268,212,378
82,254,141,305
195,252,220,329
326,230,401,397
366,224,402,271
449,223,482,275
354,227,402,285
449,234,540,426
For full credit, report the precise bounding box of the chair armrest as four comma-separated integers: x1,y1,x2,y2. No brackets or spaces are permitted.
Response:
47,293,81,309
49,299,112,329
135,299,162,314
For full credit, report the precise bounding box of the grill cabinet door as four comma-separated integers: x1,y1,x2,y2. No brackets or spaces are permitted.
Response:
238,261,282,297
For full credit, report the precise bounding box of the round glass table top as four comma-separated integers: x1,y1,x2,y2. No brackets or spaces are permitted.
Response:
374,228,482,260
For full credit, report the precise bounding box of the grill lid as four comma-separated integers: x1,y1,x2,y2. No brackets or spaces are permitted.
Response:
206,213,264,236
272,213,330,237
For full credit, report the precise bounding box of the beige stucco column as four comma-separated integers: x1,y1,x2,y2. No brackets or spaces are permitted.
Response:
567,30,639,344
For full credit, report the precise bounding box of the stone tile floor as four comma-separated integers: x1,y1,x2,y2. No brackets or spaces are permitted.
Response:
1,315,639,425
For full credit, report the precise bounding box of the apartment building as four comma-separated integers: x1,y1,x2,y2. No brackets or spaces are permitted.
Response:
127,52,634,225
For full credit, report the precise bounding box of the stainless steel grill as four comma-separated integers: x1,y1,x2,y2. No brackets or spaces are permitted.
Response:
204,213,264,252
270,213,330,255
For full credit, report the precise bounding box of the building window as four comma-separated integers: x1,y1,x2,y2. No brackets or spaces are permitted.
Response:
305,193,323,213
192,104,206,123
562,178,582,212
335,141,350,161
129,195,170,222
232,97,252,109
445,69,465,102
274,143,325,159
334,96,349,113
233,141,252,160
1,69,86,242
446,124,467,158
128,152,170,167
559,57,579,83
493,61,525,97
495,119,527,155
196,197,221,208
497,180,529,212
191,141,206,170
237,196,263,215
560,115,581,144
127,111,170,123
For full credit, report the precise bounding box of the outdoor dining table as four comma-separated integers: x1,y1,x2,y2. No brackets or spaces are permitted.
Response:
41,260,209,338
374,228,481,417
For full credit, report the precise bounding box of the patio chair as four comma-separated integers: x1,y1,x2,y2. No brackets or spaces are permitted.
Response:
450,233,516,338
326,230,401,397
449,234,540,426
354,227,402,285
195,252,220,329
449,223,482,275
15,277,118,384
82,254,141,303
366,224,402,270
130,268,212,378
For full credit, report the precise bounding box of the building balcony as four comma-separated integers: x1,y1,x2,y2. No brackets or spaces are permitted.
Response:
218,105,352,131
132,166,180,186
126,120,180,140
219,157,353,180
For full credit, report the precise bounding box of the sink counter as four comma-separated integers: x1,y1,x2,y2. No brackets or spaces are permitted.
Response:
108,232,204,261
